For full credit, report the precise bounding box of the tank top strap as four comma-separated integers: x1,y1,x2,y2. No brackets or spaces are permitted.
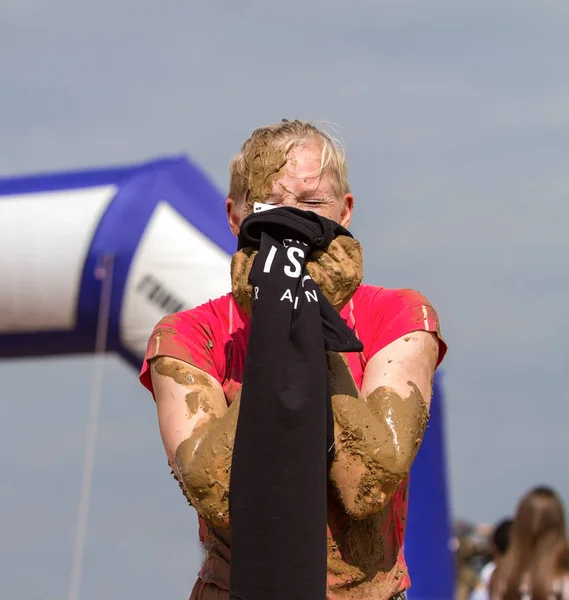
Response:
346,298,356,330
229,295,235,335
346,298,368,372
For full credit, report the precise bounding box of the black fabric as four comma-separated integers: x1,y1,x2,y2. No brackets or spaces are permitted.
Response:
237,205,351,252
229,207,363,600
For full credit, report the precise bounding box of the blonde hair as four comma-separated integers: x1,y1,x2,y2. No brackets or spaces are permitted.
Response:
228,119,350,207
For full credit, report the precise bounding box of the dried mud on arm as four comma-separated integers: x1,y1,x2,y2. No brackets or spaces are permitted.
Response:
328,331,439,519
150,356,239,528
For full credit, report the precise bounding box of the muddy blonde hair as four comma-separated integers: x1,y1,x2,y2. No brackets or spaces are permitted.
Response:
490,486,569,600
228,119,350,208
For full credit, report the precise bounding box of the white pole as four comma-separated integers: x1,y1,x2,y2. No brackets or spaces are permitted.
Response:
67,255,114,600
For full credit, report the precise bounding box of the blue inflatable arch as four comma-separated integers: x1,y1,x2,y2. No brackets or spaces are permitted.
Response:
0,156,234,367
0,155,454,598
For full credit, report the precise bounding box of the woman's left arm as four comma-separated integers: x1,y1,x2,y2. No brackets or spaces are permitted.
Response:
328,330,440,519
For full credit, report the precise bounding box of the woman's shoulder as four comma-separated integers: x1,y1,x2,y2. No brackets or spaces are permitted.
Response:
139,293,236,393
347,284,446,364
348,284,440,325
155,292,234,333
351,283,435,307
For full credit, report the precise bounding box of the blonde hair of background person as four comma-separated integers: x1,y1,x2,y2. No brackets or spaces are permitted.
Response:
490,486,569,600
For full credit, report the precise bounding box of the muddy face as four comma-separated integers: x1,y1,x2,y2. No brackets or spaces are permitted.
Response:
239,135,350,226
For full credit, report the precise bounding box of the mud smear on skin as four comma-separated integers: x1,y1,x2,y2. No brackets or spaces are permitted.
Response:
327,352,429,517
326,353,416,596
243,128,288,209
176,390,243,529
328,352,392,516
327,510,387,580
158,326,179,336
230,128,288,314
306,236,363,311
153,356,220,417
230,247,257,317
365,382,429,473
231,236,364,318
328,516,397,599
328,490,402,598
153,356,237,526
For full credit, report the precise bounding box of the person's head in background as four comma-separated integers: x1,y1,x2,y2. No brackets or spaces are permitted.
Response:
490,486,569,600
491,519,512,562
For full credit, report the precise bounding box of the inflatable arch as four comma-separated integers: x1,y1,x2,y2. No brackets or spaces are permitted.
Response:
0,156,455,598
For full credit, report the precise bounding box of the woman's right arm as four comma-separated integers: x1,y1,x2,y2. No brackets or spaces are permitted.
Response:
150,355,240,528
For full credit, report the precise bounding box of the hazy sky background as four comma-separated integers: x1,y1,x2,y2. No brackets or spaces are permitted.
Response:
1,1,568,598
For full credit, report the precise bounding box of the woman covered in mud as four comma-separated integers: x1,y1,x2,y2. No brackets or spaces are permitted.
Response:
139,120,447,600
489,486,569,600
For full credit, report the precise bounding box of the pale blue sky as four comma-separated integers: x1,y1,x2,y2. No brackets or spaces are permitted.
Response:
1,1,568,598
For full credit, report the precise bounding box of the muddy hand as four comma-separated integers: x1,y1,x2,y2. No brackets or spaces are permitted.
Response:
231,235,363,316
231,247,258,317
306,235,363,311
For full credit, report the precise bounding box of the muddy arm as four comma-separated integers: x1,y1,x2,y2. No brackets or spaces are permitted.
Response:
328,330,439,520
150,356,238,528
